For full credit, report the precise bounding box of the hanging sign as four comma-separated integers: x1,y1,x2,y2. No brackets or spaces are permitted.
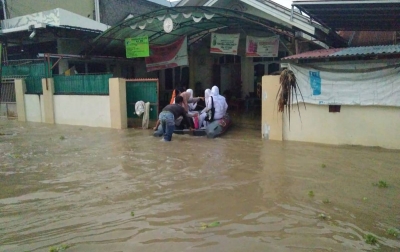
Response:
246,35,280,57
145,36,188,72
125,36,150,58
210,33,240,55
288,63,400,106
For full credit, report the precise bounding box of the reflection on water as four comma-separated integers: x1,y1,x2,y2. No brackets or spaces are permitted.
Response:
1,119,399,252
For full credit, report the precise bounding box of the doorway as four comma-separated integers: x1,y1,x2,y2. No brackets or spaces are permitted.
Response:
212,55,242,99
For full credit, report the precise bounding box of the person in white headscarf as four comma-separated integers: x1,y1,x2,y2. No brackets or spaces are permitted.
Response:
208,86,228,121
198,88,211,128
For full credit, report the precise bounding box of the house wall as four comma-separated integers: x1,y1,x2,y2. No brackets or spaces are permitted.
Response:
7,0,95,19
24,94,43,122
53,95,111,127
261,75,282,141
16,78,129,129
283,104,400,150
23,94,112,127
191,42,214,90
261,60,400,149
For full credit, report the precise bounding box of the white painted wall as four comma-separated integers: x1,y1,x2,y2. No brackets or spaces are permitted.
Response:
24,94,43,122
40,96,45,122
53,95,111,127
283,104,400,149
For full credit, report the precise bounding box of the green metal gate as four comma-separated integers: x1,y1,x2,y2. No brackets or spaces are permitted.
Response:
2,61,49,94
126,79,159,121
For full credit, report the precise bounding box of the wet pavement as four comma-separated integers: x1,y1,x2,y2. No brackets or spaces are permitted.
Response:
0,118,399,251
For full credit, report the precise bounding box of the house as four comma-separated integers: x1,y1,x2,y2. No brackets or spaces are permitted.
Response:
0,0,167,118
0,0,167,74
87,0,345,121
261,0,400,149
8,0,346,128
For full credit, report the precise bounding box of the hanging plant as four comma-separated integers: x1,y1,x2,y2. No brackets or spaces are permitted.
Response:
276,69,306,126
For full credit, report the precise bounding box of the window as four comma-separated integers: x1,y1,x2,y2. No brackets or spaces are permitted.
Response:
164,66,189,90
329,105,341,113
216,55,241,64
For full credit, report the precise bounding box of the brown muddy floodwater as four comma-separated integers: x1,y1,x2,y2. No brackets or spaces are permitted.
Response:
0,119,399,252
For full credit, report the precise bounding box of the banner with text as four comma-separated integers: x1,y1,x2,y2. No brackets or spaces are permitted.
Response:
210,33,240,55
145,36,188,72
125,36,149,58
288,63,400,107
246,35,279,57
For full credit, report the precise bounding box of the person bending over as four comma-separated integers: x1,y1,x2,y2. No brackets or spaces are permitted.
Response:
155,95,198,141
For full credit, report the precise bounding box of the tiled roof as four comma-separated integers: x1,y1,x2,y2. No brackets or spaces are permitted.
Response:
282,44,400,61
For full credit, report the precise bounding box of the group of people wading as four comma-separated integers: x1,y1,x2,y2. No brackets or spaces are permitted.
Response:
154,86,228,141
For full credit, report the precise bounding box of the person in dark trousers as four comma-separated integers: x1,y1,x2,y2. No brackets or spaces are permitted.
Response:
153,88,182,131
155,95,198,141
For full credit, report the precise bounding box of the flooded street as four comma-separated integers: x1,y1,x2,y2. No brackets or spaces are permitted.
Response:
1,119,399,252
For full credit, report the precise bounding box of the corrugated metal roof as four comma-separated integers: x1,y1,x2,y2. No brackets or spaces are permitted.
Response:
292,0,400,31
338,31,396,47
282,44,400,61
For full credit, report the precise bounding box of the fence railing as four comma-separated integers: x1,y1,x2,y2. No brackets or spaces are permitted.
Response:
1,73,113,96
26,76,44,94
2,62,49,77
53,74,112,95
2,61,48,95
1,79,16,102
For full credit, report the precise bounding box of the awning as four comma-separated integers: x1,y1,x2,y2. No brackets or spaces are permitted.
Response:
0,8,109,34
292,0,400,31
86,6,303,57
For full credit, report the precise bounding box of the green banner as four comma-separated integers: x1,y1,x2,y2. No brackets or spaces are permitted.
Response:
125,36,149,58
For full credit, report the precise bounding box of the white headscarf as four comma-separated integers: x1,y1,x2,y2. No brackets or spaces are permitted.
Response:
204,88,211,106
211,86,219,97
208,86,227,120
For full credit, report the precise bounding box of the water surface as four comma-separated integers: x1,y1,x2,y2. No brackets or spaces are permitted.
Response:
1,119,399,251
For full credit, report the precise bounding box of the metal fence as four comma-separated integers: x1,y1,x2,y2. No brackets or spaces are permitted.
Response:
2,62,113,95
0,78,17,118
53,74,113,95
1,78,16,102
3,62,49,77
2,61,48,94
25,76,44,94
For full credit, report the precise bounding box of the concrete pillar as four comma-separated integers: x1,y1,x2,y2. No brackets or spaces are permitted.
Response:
261,75,282,141
14,79,27,122
241,57,253,97
109,78,127,129
189,49,195,89
41,78,55,124
58,60,69,75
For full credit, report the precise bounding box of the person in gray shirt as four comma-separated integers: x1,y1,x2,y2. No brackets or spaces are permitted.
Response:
155,95,198,141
